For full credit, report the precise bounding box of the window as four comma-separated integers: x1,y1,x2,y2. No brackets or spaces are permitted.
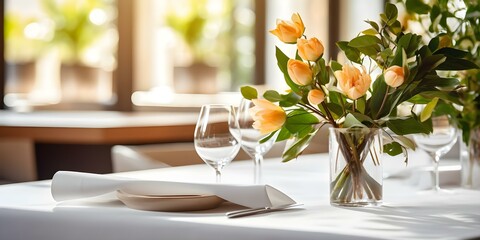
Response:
131,0,258,109
3,0,118,111
1,0,383,111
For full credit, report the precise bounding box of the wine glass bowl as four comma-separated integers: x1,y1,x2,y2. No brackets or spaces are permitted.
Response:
237,98,277,183
413,115,458,191
414,116,457,156
194,104,241,183
237,125,276,160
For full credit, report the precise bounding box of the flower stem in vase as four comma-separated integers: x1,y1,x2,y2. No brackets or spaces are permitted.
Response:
329,128,383,207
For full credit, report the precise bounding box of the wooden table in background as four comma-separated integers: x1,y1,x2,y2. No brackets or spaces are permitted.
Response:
0,110,198,181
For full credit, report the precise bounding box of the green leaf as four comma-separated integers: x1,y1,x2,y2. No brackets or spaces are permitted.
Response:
330,60,343,72
369,74,388,119
279,91,301,107
336,41,361,64
326,102,344,119
276,47,300,93
429,15,442,33
343,113,367,128
263,90,282,102
379,48,393,63
285,109,320,134
259,131,277,144
417,55,446,77
385,2,398,25
356,96,366,114
348,35,382,48
439,11,449,27
328,91,346,118
397,33,421,58
357,46,380,58
282,129,318,162
428,36,440,52
388,20,402,35
420,75,460,89
275,127,292,142
405,0,431,14
297,125,314,139
362,28,378,36
240,86,257,100
365,20,379,31
436,57,480,70
393,135,416,150
380,13,389,25
433,100,461,118
409,90,461,105
384,142,403,156
417,45,431,59
386,116,432,135
350,112,374,125
429,5,441,25
420,97,439,122
434,47,468,58
316,58,329,85
390,47,404,67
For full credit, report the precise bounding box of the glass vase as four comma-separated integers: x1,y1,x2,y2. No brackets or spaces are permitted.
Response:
461,128,480,189
329,128,383,207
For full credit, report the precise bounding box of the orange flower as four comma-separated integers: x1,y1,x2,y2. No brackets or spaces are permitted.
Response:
269,13,305,44
287,59,313,86
334,65,371,100
439,35,452,48
297,37,324,61
308,89,325,105
249,99,286,134
384,66,405,88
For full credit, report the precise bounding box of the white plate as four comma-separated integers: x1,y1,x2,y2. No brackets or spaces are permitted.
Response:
116,190,224,212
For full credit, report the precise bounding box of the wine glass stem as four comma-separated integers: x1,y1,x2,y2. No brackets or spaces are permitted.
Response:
254,154,263,184
432,153,440,191
216,169,221,183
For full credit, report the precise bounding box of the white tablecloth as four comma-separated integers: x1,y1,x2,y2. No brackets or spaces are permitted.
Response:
0,153,479,240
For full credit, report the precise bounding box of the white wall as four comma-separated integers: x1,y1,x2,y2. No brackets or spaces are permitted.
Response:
339,0,383,42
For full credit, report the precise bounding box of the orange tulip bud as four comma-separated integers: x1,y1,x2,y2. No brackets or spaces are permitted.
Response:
308,89,325,105
249,99,287,134
384,66,405,88
297,37,324,61
287,59,313,86
269,13,305,44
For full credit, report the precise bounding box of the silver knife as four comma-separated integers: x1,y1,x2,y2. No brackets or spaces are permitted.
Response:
226,203,303,218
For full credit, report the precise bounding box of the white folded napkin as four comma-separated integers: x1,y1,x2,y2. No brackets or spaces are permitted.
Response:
51,171,296,209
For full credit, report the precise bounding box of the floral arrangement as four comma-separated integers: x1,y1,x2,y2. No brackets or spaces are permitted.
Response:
241,3,478,204
242,3,476,163
240,3,480,203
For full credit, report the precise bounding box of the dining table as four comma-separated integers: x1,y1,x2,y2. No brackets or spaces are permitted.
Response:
0,152,479,240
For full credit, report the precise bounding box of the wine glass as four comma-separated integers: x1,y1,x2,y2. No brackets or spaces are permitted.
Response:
413,114,458,191
194,104,241,183
237,98,277,183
